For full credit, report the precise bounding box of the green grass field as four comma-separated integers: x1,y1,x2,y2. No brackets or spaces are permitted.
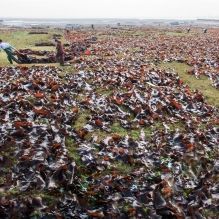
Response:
0,28,66,66
159,61,219,107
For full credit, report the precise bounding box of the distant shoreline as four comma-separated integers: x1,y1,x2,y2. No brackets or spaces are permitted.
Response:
1,18,218,28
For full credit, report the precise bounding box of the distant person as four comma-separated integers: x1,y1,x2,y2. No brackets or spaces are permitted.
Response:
55,39,65,66
203,28,207,33
0,39,20,64
186,28,190,33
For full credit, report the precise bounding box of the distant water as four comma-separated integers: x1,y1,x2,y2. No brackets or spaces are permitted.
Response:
2,18,87,27
1,18,197,28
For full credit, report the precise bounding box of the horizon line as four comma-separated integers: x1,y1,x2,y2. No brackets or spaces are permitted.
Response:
1,17,198,20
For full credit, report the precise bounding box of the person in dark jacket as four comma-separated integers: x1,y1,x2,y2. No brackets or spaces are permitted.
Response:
55,39,65,66
0,39,20,64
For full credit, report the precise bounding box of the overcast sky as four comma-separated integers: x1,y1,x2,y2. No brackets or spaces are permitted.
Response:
1,0,219,19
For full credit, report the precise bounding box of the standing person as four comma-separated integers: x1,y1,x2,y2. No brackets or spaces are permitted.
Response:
55,39,65,66
0,39,20,64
